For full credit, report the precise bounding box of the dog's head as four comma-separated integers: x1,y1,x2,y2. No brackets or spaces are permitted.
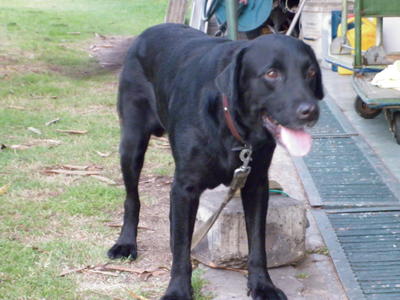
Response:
216,34,323,157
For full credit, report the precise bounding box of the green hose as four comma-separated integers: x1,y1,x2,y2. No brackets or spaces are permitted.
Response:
269,189,290,197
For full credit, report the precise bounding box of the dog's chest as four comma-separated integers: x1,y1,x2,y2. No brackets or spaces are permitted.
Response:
203,153,242,188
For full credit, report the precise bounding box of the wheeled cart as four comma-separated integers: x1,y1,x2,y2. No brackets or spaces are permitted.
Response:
326,0,400,144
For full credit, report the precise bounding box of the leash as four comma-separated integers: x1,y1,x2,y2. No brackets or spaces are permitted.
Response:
191,95,252,250
221,94,247,145
191,147,252,250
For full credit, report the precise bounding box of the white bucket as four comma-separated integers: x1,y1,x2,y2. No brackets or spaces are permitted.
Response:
300,0,343,60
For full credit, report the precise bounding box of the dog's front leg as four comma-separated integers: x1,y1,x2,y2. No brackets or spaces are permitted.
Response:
241,178,288,300
161,178,201,300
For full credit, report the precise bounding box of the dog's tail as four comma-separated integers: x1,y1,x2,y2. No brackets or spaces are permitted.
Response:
90,35,135,70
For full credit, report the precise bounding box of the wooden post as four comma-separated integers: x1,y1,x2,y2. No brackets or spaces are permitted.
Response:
165,0,188,24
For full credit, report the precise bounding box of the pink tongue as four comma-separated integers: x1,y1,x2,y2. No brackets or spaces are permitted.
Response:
280,126,312,157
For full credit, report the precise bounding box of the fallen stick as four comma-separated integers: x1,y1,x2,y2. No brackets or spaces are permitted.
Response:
45,118,60,126
59,265,91,277
195,259,248,275
56,129,88,134
101,264,146,274
87,269,119,277
126,290,149,300
44,169,101,176
90,175,117,185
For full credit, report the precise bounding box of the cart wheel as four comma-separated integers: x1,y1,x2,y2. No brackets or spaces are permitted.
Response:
394,112,400,145
354,96,382,119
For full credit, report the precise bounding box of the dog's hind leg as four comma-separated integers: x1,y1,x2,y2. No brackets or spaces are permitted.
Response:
108,66,164,260
107,125,149,260
161,174,202,300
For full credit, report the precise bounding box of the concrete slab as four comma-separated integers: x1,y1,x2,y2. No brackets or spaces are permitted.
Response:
194,187,307,268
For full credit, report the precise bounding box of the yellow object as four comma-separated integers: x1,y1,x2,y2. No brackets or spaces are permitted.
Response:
338,17,377,51
337,18,377,75
338,66,353,75
0,184,10,196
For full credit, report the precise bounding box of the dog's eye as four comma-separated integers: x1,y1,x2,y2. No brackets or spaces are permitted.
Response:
264,69,279,79
307,68,316,78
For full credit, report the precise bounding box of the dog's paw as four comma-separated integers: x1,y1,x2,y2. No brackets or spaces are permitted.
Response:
161,284,193,300
160,293,192,300
250,285,288,300
107,243,137,260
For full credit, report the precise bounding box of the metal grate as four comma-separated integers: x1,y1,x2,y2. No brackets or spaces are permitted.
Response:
299,100,400,207
296,97,400,300
328,211,400,300
304,136,399,207
310,101,347,136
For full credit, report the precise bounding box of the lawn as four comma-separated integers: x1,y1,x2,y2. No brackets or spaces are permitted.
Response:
0,1,210,299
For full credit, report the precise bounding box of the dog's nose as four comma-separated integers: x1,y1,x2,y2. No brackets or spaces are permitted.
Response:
296,103,318,121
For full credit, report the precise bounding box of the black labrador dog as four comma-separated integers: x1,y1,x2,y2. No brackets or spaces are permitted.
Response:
108,23,323,300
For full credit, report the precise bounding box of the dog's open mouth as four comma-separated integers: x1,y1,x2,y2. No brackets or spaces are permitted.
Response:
262,115,312,157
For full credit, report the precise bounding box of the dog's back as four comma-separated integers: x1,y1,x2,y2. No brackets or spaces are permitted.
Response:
126,24,244,102
119,23,243,130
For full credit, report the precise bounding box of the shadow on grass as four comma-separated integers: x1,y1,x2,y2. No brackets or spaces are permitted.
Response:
45,57,113,79
44,35,135,79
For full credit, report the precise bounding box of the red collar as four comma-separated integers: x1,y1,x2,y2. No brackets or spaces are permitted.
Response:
221,94,246,145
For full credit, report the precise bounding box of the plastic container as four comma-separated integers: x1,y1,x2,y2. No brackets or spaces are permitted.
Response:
321,14,332,69
336,17,377,75
300,0,343,59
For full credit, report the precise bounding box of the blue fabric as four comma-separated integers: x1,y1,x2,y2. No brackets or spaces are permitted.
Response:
215,0,273,32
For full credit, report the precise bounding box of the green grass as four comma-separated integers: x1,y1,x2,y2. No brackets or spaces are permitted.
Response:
0,240,76,299
0,0,209,299
192,269,213,300
295,272,310,280
50,183,125,216
307,246,329,256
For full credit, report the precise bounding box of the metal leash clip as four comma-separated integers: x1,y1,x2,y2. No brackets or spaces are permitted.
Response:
231,146,252,190
239,147,252,171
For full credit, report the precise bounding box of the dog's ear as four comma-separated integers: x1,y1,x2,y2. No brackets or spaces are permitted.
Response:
314,67,324,100
304,44,324,100
215,47,247,101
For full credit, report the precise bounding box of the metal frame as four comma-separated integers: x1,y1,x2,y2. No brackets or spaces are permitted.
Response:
334,0,400,142
353,0,400,68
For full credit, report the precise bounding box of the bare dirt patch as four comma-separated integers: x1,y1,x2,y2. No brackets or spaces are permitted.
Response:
0,53,43,79
88,35,135,70
75,173,174,299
